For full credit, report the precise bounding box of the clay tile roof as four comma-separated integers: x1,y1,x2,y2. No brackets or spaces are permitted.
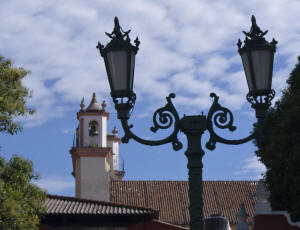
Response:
45,194,158,216
43,195,159,227
110,181,258,226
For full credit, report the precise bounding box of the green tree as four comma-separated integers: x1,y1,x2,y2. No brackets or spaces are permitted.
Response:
254,56,300,221
0,56,46,229
0,55,34,135
0,156,46,230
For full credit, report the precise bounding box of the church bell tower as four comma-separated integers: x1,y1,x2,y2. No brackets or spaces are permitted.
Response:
70,93,124,201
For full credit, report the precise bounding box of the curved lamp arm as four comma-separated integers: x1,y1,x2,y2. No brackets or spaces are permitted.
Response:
205,93,256,150
117,93,183,151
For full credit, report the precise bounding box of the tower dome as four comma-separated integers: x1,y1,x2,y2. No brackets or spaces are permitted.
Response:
86,93,102,112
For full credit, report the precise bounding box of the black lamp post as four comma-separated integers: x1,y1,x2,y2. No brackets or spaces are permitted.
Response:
97,15,277,230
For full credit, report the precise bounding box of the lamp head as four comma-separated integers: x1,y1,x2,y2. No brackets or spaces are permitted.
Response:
97,17,140,100
238,15,277,118
97,17,140,120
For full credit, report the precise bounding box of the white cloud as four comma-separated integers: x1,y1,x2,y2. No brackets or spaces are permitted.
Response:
235,156,266,179
1,0,300,126
35,176,74,194
198,55,231,79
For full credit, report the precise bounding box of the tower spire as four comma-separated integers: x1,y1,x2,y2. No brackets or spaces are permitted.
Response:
80,97,85,111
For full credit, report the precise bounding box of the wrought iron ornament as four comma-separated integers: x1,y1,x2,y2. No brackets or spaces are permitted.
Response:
96,17,141,56
246,89,275,118
117,92,257,152
243,15,268,40
97,17,140,56
115,92,258,230
119,93,183,151
97,16,276,230
237,15,277,49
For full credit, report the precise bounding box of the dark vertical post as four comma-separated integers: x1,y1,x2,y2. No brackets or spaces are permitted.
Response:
179,115,207,230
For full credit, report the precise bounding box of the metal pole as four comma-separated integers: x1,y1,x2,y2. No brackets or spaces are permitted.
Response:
179,115,207,230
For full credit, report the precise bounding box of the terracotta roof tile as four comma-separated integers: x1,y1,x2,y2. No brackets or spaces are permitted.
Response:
110,181,258,226
45,194,158,216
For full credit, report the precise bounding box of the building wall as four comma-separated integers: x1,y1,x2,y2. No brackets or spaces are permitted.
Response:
254,214,300,230
76,157,109,201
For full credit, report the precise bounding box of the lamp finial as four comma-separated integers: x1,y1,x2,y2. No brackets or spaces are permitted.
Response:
243,15,268,40
105,16,131,40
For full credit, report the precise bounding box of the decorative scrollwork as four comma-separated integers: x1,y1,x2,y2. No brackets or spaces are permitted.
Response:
205,139,216,151
118,93,183,151
208,93,236,131
172,139,183,151
246,90,275,107
213,109,236,131
128,91,137,107
112,92,137,121
151,93,176,132
206,92,255,151
246,90,275,119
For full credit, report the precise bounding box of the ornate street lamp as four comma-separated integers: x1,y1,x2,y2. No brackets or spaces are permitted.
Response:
97,15,277,230
238,15,277,118
97,17,140,120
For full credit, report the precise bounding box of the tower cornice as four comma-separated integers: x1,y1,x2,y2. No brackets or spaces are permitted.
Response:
77,110,109,120
69,147,112,178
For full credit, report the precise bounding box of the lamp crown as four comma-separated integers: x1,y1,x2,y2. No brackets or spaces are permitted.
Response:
97,16,140,57
238,15,277,52
243,15,268,41
105,16,131,41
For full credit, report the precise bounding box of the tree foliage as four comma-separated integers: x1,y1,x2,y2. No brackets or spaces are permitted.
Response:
0,155,46,230
0,55,46,229
0,56,34,135
254,56,300,221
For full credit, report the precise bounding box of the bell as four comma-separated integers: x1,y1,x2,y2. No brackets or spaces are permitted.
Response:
89,123,99,136
204,214,231,230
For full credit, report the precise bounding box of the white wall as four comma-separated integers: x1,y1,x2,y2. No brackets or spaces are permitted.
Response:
76,157,109,201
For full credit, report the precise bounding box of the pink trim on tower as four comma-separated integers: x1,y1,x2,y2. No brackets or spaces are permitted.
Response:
77,111,109,120
69,147,112,176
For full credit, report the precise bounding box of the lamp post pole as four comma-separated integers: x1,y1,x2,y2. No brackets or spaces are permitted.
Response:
97,15,277,230
179,115,207,229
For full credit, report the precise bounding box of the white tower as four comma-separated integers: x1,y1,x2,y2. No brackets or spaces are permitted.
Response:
70,93,124,201
70,93,111,201
108,127,125,180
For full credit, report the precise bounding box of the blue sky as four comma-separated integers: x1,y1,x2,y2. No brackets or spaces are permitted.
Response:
1,0,300,196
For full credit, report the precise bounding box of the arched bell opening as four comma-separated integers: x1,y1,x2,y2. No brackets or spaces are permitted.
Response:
89,121,99,136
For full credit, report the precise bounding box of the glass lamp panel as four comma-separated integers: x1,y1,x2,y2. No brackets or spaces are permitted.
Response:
107,51,128,91
250,49,272,91
129,51,136,90
241,52,254,91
